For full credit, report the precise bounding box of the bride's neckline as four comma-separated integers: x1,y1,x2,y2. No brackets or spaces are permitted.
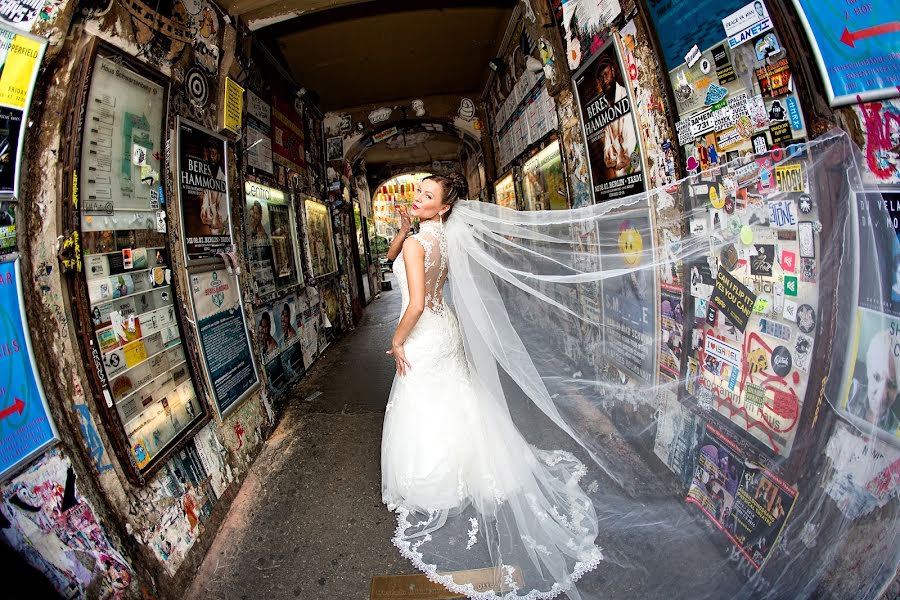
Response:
418,219,442,235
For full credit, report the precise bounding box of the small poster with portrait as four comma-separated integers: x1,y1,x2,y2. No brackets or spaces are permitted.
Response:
304,198,337,278
177,118,233,264
245,181,302,298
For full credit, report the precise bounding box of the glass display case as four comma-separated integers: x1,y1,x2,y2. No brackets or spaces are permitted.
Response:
245,181,303,297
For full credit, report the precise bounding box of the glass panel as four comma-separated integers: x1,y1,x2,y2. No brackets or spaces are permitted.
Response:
495,173,518,209
521,140,568,211
79,55,203,471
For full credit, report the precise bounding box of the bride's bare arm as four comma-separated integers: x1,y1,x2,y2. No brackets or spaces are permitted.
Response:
389,238,425,375
386,206,412,260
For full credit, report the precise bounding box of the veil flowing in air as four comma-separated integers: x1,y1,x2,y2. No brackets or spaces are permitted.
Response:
389,131,900,599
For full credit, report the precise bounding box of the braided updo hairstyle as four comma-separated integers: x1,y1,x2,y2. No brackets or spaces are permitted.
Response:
425,172,468,218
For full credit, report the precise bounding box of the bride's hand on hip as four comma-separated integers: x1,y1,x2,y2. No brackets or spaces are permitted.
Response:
387,344,411,376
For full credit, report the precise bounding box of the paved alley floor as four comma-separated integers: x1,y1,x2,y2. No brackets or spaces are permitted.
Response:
188,276,418,599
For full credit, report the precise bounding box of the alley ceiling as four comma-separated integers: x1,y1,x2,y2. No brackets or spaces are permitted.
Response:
229,0,515,110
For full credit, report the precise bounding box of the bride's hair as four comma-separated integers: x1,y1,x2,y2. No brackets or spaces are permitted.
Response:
426,172,468,216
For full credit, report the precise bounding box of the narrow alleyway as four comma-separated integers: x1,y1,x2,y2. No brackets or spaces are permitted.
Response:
187,277,417,599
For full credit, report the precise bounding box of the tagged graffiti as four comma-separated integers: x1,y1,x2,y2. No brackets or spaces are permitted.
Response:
0,449,133,598
854,99,900,185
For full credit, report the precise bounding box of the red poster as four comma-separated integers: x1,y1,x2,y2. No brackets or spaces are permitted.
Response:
272,94,306,173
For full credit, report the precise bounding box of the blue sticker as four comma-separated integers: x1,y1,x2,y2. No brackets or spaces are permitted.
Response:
704,84,728,106
786,97,802,130
158,184,165,206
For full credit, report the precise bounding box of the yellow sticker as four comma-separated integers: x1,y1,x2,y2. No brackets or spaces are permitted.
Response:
618,221,643,266
123,340,148,368
710,185,725,209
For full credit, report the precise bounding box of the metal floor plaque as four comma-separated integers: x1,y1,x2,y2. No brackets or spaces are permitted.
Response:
370,567,524,599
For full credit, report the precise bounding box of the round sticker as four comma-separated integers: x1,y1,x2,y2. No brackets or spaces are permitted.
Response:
736,115,753,138
771,346,793,376
618,221,644,266
700,58,711,74
724,196,735,214
797,304,816,333
720,244,739,270
740,225,754,245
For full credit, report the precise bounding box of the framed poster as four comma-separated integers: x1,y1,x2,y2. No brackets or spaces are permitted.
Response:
245,181,302,297
304,198,337,278
177,117,233,265
189,266,259,418
521,140,569,211
793,0,900,106
0,258,59,479
254,294,307,396
494,172,518,210
0,26,46,202
572,36,645,203
72,45,207,483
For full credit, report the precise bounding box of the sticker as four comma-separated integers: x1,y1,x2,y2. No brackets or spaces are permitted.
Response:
735,115,753,138
712,44,736,84
709,185,725,209
754,32,781,60
750,244,775,276
781,250,796,272
720,244,739,270
747,348,769,373
132,144,149,166
769,121,793,146
752,133,769,154
798,222,815,257
705,84,729,106
796,304,816,334
794,333,813,373
768,199,798,228
746,383,767,408
753,295,771,314
786,97,802,130
700,57,712,74
690,218,708,236
132,439,151,468
724,196,735,214
754,58,790,98
724,1,772,49
156,210,167,233
706,268,757,332
705,335,742,367
799,257,816,282
122,248,133,270
768,99,786,122
771,345,793,377
783,299,798,321
748,95,770,129
798,194,812,214
773,278,785,312
618,221,644,266
759,317,791,341
740,225,754,245
757,158,776,194
685,44,702,68
784,275,798,296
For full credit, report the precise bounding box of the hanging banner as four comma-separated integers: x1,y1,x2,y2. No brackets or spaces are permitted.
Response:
0,27,46,202
0,258,59,479
189,267,259,417
177,117,233,264
792,0,900,106
573,36,645,202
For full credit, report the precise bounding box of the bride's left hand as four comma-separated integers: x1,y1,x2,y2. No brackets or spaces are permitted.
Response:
386,344,411,376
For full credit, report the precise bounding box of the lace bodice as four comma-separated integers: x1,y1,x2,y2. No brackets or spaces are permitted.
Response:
393,219,448,314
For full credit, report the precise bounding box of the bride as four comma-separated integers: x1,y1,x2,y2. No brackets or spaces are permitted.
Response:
381,173,602,599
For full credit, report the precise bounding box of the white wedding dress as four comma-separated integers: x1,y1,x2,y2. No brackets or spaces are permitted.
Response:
381,219,603,599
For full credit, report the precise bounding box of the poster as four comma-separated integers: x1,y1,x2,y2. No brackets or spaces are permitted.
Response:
687,423,797,570
494,173,518,209
0,26,45,200
177,118,232,263
245,181,300,297
573,37,645,202
559,0,623,70
0,259,58,479
254,294,306,396
272,93,305,173
190,268,259,417
852,101,900,186
305,198,337,278
660,290,685,379
521,141,568,210
793,0,900,106
597,201,657,383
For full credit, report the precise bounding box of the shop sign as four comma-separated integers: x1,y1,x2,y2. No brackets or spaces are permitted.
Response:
0,258,59,479
189,267,259,417
177,118,233,264
792,0,900,106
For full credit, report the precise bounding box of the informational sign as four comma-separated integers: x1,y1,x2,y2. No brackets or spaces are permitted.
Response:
222,77,244,134
0,26,46,201
573,37,645,202
0,258,58,479
793,0,900,106
177,118,233,264
189,267,259,417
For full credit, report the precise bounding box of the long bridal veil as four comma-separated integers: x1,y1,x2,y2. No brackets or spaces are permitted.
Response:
392,130,900,599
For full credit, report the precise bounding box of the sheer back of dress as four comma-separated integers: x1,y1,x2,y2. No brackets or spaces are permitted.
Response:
411,219,448,314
